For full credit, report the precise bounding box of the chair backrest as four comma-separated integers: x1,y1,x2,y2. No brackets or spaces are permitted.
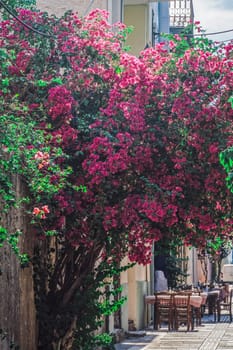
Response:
218,285,232,304
173,293,191,309
225,288,233,304
155,292,173,308
230,288,233,298
173,293,192,330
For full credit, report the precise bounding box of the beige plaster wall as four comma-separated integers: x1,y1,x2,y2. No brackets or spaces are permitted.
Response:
36,0,108,17
125,264,150,330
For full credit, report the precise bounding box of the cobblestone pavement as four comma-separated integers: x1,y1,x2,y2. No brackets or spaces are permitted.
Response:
115,314,233,350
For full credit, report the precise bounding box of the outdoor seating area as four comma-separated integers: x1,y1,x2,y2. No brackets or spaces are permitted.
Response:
145,283,233,332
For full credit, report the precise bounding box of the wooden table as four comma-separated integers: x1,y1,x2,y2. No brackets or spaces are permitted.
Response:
145,293,207,329
145,294,205,308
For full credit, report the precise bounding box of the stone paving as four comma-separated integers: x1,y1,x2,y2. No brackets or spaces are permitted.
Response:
115,314,233,350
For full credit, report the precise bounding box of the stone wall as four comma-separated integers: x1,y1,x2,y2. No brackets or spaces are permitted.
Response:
0,176,37,350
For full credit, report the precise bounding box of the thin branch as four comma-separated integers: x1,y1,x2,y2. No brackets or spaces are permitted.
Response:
0,0,54,38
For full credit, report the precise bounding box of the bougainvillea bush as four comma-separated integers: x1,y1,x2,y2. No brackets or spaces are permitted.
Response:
1,7,233,349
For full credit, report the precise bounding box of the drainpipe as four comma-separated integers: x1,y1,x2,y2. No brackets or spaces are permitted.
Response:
111,0,123,24
151,242,155,294
121,0,123,22
83,0,95,16
151,242,155,326
192,247,195,286
158,1,169,43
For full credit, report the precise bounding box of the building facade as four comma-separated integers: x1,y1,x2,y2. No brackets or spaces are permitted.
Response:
36,1,193,56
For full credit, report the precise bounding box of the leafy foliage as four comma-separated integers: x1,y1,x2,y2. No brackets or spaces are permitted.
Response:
3,0,35,8
154,239,188,289
0,6,233,349
1,0,36,20
72,266,127,350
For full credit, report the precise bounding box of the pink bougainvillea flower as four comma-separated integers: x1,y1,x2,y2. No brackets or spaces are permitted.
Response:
32,206,50,219
32,207,41,215
41,205,50,214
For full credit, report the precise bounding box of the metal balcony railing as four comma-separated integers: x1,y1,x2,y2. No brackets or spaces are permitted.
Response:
169,0,194,28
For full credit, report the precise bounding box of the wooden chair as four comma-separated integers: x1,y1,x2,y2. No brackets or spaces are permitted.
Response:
207,291,220,322
217,287,233,322
192,291,202,326
173,293,193,331
154,292,174,331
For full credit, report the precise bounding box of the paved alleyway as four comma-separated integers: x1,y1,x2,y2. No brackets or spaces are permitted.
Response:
115,315,233,350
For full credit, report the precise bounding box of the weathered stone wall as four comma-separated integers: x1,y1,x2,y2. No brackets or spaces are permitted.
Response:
0,243,20,349
0,176,37,350
19,201,37,350
37,0,108,17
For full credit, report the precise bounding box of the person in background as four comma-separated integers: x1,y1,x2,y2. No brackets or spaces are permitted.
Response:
154,255,168,292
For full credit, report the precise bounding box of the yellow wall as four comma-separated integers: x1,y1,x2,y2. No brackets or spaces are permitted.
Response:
124,5,148,56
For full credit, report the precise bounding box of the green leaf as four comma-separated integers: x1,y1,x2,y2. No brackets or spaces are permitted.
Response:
228,96,233,109
36,80,48,87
